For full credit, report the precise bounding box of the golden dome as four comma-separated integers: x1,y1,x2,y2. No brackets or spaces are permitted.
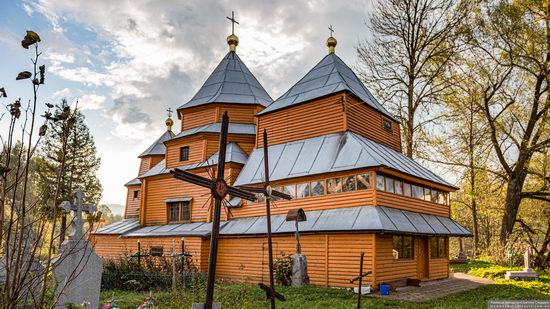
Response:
165,117,174,131
327,36,337,54
227,34,239,52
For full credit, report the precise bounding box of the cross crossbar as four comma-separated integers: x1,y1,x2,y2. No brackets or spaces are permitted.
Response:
258,283,286,301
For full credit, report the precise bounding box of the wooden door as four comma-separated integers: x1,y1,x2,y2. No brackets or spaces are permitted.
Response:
417,237,429,279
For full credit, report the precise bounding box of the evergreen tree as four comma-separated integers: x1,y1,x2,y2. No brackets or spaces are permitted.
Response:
36,99,102,244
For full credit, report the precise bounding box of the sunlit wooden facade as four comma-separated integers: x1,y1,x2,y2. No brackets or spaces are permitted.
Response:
92,34,469,288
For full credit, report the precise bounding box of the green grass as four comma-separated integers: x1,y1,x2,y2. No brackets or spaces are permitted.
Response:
101,261,550,308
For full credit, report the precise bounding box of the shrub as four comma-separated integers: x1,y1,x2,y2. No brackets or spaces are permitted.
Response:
273,252,293,286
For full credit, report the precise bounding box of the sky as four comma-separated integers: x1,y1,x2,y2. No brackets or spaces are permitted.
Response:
0,0,377,207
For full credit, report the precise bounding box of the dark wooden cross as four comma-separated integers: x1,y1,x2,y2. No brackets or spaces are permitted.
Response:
226,11,239,35
166,107,173,118
349,252,372,309
238,129,292,309
170,112,256,309
328,25,335,37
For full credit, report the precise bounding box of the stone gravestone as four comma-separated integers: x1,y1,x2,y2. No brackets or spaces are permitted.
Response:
505,249,538,281
53,188,103,308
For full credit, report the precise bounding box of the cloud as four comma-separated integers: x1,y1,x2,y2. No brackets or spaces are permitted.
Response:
76,94,105,110
44,52,75,65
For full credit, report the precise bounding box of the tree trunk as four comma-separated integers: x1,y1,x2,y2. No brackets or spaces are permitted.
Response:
500,174,526,243
59,214,66,247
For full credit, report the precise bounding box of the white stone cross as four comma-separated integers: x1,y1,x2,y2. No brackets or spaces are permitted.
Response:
58,188,96,241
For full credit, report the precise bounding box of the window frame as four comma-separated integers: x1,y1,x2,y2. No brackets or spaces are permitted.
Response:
326,177,342,194
376,174,385,191
179,146,190,161
393,235,414,260
430,237,447,259
167,201,191,223
383,118,393,132
342,175,356,192
133,190,140,199
150,246,163,257
356,173,372,190
310,180,326,196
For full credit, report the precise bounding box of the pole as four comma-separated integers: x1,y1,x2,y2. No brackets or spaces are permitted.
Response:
357,252,364,309
263,129,276,309
172,240,177,290
204,112,229,309
137,239,141,268
295,220,301,254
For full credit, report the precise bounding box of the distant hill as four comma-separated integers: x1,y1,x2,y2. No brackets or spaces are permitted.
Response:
103,203,124,216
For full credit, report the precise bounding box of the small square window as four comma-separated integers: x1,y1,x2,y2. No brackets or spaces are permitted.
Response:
383,119,392,131
376,175,385,191
180,146,190,161
296,183,310,198
283,185,296,198
133,190,140,199
342,176,356,192
412,185,424,199
310,181,326,196
150,246,163,257
356,173,371,190
385,177,395,193
327,178,342,194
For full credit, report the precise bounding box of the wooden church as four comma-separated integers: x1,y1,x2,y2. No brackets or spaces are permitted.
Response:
92,23,471,289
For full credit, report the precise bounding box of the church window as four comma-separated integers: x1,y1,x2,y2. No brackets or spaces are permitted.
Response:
342,176,356,192
430,237,446,258
356,173,371,190
376,174,385,191
383,119,392,132
283,184,296,198
296,183,310,198
168,201,191,223
395,180,403,195
385,177,395,193
424,188,432,202
150,246,163,257
180,146,190,161
310,180,326,196
327,177,342,194
412,185,424,199
133,190,140,199
403,182,412,196
393,236,414,259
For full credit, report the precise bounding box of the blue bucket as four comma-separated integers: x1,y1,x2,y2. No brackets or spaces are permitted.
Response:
379,284,390,295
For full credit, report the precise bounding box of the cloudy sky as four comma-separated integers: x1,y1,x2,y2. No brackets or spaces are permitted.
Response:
0,0,376,207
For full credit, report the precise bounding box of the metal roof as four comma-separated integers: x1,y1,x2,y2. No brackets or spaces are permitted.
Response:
139,130,175,158
125,177,141,187
233,131,456,188
92,205,471,237
123,221,215,237
139,142,249,179
257,53,397,122
219,206,471,237
178,52,273,110
94,219,140,235
172,123,256,140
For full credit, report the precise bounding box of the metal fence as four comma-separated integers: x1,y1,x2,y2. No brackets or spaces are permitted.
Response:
101,271,202,291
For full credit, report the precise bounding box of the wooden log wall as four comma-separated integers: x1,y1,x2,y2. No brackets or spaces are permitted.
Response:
344,95,402,153
180,103,262,131
124,185,141,218
138,155,164,175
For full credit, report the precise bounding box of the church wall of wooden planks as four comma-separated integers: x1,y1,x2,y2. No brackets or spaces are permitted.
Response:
92,30,470,289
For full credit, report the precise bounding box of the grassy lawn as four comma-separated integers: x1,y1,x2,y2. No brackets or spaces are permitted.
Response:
101,261,550,308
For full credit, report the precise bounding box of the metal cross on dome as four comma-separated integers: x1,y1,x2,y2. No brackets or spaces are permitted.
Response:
226,11,239,35
166,107,173,118
238,129,292,309
328,25,335,37
58,188,97,241
170,111,256,309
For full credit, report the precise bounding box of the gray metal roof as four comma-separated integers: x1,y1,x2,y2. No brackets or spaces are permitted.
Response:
257,53,397,122
92,205,471,237
234,131,456,188
139,130,175,158
178,52,273,110
140,142,249,179
94,219,140,235
172,123,256,140
123,221,215,237
125,177,141,186
219,205,471,237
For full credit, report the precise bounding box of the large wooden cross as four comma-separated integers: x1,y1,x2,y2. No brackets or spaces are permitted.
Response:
349,252,372,309
170,112,256,309
238,129,292,308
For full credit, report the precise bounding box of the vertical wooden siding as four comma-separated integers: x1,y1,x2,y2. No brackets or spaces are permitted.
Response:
256,94,345,146
345,95,402,153
124,185,141,218
215,233,374,288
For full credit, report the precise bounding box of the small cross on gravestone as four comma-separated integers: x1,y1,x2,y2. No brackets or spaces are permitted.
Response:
504,248,538,281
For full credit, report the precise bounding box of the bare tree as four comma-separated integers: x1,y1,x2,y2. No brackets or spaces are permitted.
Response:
357,0,470,158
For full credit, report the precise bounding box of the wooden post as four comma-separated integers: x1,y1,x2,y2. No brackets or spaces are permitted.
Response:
357,252,364,309
137,239,141,268
172,240,177,290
